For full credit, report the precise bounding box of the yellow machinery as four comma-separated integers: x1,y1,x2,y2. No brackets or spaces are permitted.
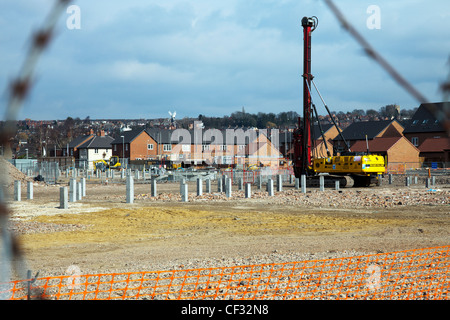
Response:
293,17,386,187
94,156,121,171
311,154,386,187
313,154,385,175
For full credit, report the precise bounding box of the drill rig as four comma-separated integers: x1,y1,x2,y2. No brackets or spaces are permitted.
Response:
293,16,386,187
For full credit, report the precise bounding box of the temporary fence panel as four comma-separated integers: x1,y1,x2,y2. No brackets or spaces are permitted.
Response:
3,246,448,300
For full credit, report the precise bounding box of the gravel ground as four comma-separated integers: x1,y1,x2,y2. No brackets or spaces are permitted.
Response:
1,171,449,301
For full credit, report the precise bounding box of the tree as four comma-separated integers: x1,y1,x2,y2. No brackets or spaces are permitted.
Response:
366,109,379,119
379,104,400,119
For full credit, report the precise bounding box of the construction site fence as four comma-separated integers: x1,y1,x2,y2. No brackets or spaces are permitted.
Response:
221,168,294,185
2,246,448,300
386,162,450,174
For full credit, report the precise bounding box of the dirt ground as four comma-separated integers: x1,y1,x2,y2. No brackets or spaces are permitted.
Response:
5,176,450,278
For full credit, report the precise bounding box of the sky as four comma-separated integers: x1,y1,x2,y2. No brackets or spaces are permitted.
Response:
0,0,449,121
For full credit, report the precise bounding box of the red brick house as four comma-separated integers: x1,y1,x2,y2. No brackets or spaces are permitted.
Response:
351,136,420,171
418,137,450,164
111,128,157,161
402,102,448,148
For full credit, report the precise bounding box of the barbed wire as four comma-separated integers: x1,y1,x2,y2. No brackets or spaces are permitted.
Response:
1,0,72,298
323,0,449,136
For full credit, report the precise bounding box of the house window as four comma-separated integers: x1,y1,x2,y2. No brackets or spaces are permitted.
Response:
125,144,128,151
182,145,190,152
238,145,245,150
147,144,154,150
220,145,227,151
202,144,210,151
94,148,99,154
411,137,419,146
114,145,117,151
163,144,172,151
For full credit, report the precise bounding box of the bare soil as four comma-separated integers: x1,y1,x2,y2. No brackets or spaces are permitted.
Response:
5,176,450,278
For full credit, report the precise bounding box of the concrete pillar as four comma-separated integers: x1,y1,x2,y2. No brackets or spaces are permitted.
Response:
121,170,125,179
197,178,203,196
289,174,294,184
335,180,340,191
77,182,82,201
217,177,223,192
126,175,134,204
180,178,186,194
69,178,76,202
267,178,274,196
222,175,227,192
181,183,188,202
405,176,410,187
151,179,157,197
257,175,262,190
205,179,211,193
60,187,68,209
301,175,306,194
295,178,300,190
389,174,393,184
27,181,33,200
245,183,251,198
81,177,86,197
319,176,325,191
14,181,21,201
432,176,436,186
426,178,430,188
238,178,243,191
226,178,232,198
277,175,282,192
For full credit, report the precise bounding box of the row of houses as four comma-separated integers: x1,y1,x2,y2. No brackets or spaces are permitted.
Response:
67,102,449,170
68,126,284,169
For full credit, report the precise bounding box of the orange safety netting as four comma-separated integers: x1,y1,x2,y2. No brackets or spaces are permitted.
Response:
2,246,448,300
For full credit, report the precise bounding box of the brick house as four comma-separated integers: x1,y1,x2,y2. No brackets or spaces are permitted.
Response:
417,137,450,164
146,127,283,168
350,136,420,170
402,102,448,148
235,132,283,167
333,119,404,153
68,133,94,159
77,134,114,169
111,128,157,162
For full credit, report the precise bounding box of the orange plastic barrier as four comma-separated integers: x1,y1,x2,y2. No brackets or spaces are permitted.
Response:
3,246,448,300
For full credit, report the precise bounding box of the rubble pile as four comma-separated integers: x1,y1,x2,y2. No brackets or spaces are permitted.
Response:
0,158,33,188
135,187,449,209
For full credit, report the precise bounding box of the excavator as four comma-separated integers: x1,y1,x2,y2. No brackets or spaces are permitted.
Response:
93,156,122,172
293,16,386,187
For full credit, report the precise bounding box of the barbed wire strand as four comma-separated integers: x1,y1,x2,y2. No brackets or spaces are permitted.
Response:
0,0,72,298
323,0,449,136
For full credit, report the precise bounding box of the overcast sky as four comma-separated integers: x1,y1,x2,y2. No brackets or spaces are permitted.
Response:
1,0,449,120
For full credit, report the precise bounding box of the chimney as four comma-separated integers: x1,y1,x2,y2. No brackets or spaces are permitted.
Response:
90,129,94,135
100,130,105,137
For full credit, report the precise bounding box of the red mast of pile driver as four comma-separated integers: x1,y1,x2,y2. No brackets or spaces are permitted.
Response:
294,16,318,177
